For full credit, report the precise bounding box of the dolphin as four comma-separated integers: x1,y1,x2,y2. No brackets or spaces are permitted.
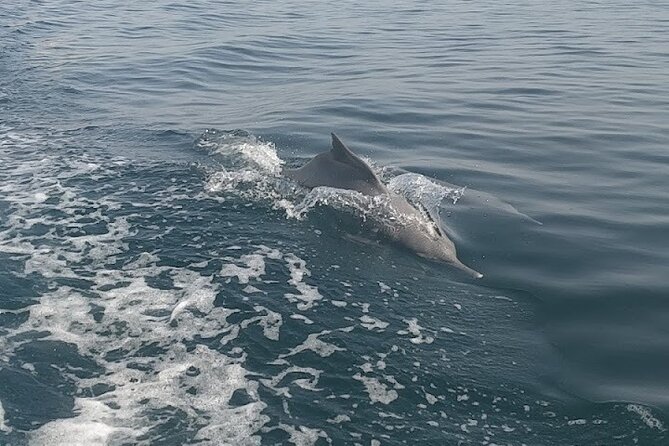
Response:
284,133,483,278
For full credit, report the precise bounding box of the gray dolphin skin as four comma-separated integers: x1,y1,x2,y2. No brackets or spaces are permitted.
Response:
284,133,483,278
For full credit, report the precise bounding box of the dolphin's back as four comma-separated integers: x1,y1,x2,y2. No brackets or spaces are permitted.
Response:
284,133,387,196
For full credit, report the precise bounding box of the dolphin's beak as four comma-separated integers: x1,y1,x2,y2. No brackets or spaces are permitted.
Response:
450,260,483,279
418,253,484,279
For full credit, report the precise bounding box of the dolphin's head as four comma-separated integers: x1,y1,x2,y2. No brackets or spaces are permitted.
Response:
421,234,483,279
395,222,484,279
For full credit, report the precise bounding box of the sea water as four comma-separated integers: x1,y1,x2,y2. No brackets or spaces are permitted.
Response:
1,1,668,444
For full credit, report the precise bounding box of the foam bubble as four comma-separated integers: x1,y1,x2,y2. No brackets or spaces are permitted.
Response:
280,329,346,358
260,366,323,396
278,423,329,446
327,414,351,424
397,318,434,344
353,374,398,405
218,247,322,312
378,282,391,293
284,254,322,310
360,315,390,331
33,192,49,203
221,253,267,284
240,306,283,341
425,392,438,405
290,314,314,325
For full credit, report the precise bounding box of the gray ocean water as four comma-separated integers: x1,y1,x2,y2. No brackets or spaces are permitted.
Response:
1,0,668,444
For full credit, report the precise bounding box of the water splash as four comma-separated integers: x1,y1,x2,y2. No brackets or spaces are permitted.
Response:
198,130,464,235
388,172,466,211
196,129,283,175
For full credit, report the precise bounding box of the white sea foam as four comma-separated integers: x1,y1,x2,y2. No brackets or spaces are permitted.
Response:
0,131,335,444
240,306,283,341
290,314,314,324
0,399,9,433
260,366,323,397
221,253,267,284
20,263,268,444
284,253,323,310
278,423,329,446
353,374,398,405
280,329,346,359
352,352,404,406
327,414,351,424
30,399,136,446
626,404,665,431
425,392,438,405
398,318,434,344
360,315,390,331
218,247,322,311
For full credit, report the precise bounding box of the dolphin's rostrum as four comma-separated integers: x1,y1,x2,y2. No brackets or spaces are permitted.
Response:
284,133,483,278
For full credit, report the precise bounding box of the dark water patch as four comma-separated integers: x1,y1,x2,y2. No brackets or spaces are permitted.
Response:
0,366,75,431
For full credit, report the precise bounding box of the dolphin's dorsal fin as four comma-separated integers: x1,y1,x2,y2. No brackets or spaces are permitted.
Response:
330,133,378,182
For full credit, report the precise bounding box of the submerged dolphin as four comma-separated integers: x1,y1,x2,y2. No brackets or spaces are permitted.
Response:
284,133,483,278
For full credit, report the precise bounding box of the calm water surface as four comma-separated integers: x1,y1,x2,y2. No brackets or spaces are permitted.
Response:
1,0,668,444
